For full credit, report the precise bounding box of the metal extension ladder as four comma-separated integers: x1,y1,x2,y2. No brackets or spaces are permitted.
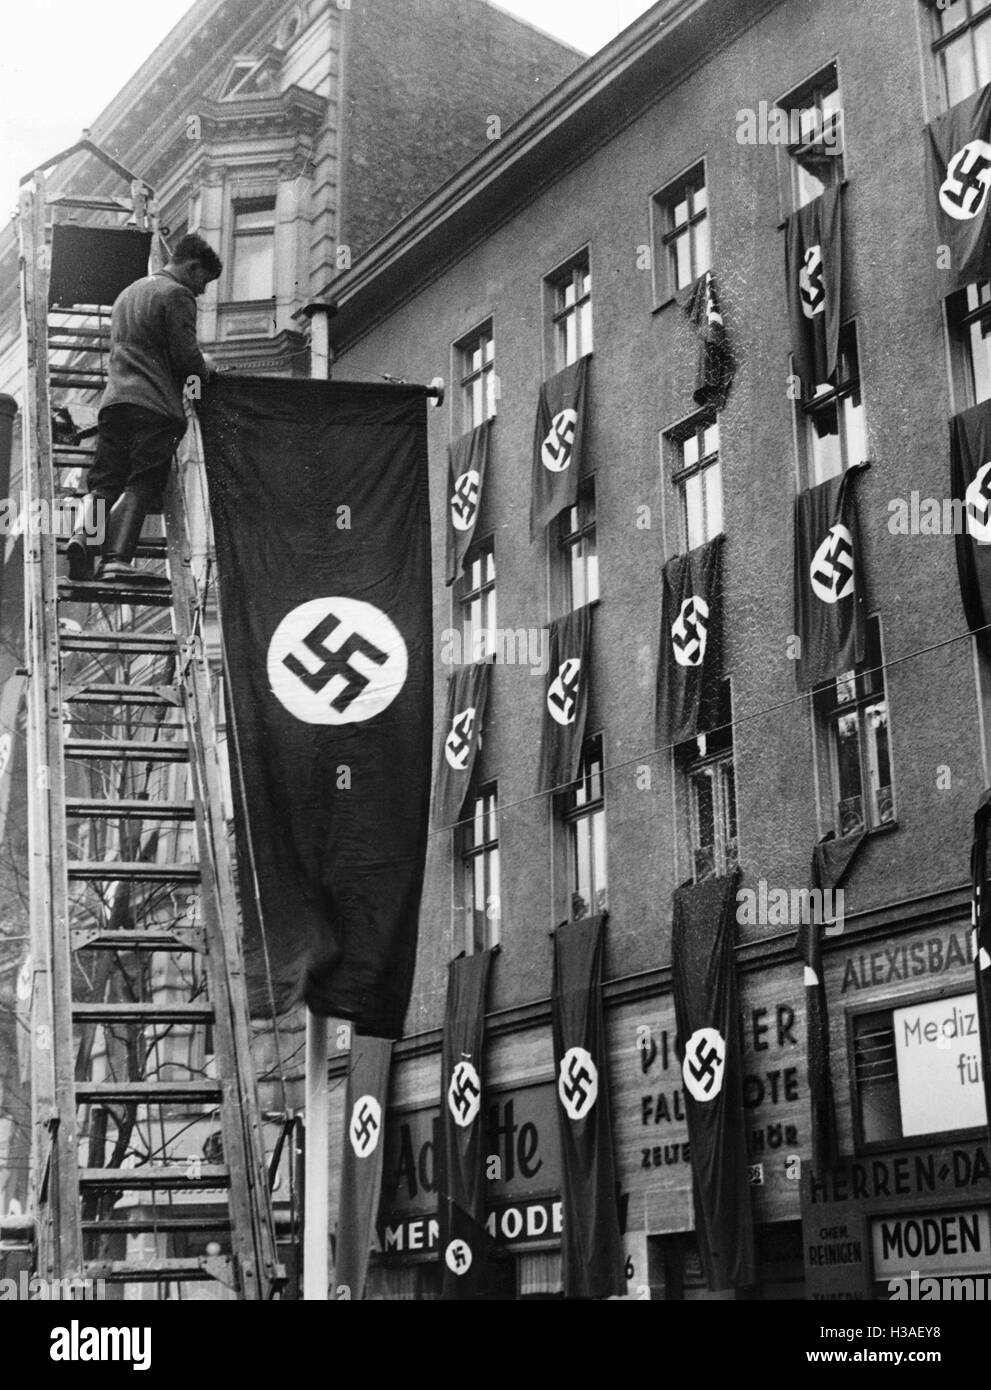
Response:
17,143,283,1299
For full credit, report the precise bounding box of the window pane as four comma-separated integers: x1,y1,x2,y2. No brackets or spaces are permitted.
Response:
693,770,715,849
866,702,894,826
968,315,991,403
694,218,711,279
835,712,865,833
234,205,274,232
977,18,991,86
572,821,592,921
944,33,976,106
938,0,969,34
843,388,867,468
564,312,577,366
585,546,599,604
693,184,708,214
571,542,586,609
810,404,843,485
793,158,826,212
485,368,497,419
579,299,593,356
703,462,723,540
487,847,501,944
231,234,274,300
722,762,737,842
673,194,690,227
674,232,692,290
592,809,607,913
702,421,719,458
684,472,704,549
683,432,700,468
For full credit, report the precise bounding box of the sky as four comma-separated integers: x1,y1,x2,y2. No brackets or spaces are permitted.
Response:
0,0,657,219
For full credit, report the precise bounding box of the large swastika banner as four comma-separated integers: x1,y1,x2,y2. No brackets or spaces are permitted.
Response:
200,377,432,1038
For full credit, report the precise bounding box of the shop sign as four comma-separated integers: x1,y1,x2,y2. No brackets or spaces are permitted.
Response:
872,1207,991,1276
894,994,986,1137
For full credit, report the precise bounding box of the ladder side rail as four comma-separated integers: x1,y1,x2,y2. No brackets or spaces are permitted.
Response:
18,171,83,1280
162,442,283,1300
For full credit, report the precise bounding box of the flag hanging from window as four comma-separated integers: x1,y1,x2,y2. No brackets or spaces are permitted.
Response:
432,661,490,828
551,915,625,1300
801,828,865,1175
335,1033,393,1300
951,400,991,658
538,604,591,793
446,419,492,586
530,356,589,540
970,789,991,1147
681,270,734,410
655,533,724,744
793,461,869,691
200,377,432,1039
438,949,495,1299
784,185,843,395
672,870,755,1291
926,80,991,293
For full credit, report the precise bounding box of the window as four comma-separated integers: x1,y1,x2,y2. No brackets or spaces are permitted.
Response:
778,66,844,214
931,0,991,108
221,55,280,99
554,477,598,613
813,615,894,837
680,680,738,882
800,322,867,486
852,992,986,1147
230,198,276,301
948,280,991,406
457,321,496,433
670,413,723,550
653,163,711,297
456,538,496,662
459,782,501,953
547,252,592,368
561,735,607,921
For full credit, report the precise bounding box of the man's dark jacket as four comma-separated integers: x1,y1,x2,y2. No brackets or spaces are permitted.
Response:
100,269,211,424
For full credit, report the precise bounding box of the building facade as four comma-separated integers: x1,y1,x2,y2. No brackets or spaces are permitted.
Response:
314,0,991,1298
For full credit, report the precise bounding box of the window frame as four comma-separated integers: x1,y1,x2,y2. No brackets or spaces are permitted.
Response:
812,614,896,839
947,280,991,408
552,475,599,617
798,320,868,487
229,195,277,303
455,535,497,663
928,0,991,110
776,62,845,217
678,679,738,883
455,319,497,435
668,410,723,551
847,986,986,1154
651,160,711,303
544,248,593,371
560,733,608,922
457,780,501,955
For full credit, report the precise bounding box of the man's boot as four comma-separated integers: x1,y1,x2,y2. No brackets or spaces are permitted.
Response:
65,493,103,582
95,489,150,582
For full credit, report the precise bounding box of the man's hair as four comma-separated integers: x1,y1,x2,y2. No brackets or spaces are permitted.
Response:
172,233,223,279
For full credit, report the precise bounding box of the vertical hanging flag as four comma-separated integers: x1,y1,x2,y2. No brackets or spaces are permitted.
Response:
682,270,735,410
530,355,589,540
200,377,432,1038
433,661,490,828
926,81,991,292
801,828,866,1175
438,949,495,1299
335,1032,393,1300
793,461,869,691
672,870,755,1291
551,915,625,1300
784,185,843,395
655,534,724,744
538,604,591,793
446,418,492,585
971,791,991,1145
951,399,991,657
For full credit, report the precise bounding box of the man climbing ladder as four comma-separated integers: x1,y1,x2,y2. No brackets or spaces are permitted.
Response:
67,233,222,582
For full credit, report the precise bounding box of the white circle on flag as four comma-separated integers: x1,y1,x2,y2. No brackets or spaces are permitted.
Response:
267,597,408,725
444,707,476,771
682,1027,726,1103
541,408,578,472
809,524,855,604
557,1045,598,1120
447,1060,482,1128
348,1094,382,1158
547,658,581,726
940,140,991,221
671,595,709,668
451,469,481,532
966,461,991,543
445,1239,473,1275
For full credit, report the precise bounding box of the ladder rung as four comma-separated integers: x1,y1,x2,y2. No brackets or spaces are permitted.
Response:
71,928,202,952
83,1258,232,1283
58,535,167,556
50,375,106,389
82,1216,231,1235
66,796,194,820
76,1080,222,1103
67,861,200,883
79,1166,230,1191
63,683,180,706
52,445,96,458
72,1002,213,1023
65,738,189,760
58,577,173,607
60,630,176,653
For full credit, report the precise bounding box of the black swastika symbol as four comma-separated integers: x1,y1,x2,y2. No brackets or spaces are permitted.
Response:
450,1064,480,1120
282,612,388,713
943,146,991,218
687,1039,722,1095
352,1101,379,1151
811,531,853,599
561,1053,593,1109
800,245,825,317
671,596,708,667
451,1245,468,1270
452,472,479,527
967,465,991,535
548,658,581,723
